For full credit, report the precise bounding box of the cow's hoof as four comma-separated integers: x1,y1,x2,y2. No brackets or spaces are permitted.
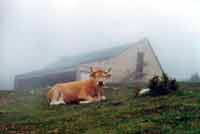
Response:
50,102,59,105
101,96,106,100
80,100,91,104
50,101,65,105
58,100,65,105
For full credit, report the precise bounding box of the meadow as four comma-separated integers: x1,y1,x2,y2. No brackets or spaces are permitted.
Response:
0,83,200,134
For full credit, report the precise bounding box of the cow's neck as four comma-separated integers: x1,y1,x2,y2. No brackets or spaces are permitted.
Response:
89,78,102,89
89,78,97,85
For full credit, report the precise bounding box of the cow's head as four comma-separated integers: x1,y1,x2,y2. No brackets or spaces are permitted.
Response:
90,67,112,87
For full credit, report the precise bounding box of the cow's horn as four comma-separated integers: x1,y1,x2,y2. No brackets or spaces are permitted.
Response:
107,67,112,73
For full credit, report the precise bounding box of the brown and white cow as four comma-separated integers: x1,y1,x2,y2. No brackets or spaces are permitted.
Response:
47,67,111,105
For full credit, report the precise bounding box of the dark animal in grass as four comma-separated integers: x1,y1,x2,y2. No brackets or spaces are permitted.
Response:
168,79,179,91
136,73,178,97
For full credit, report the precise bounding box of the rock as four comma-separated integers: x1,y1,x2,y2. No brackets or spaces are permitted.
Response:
110,101,123,106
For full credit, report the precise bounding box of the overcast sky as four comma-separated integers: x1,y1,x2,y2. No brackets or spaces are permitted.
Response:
1,0,200,90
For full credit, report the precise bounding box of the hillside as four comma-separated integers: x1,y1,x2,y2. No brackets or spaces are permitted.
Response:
0,83,200,134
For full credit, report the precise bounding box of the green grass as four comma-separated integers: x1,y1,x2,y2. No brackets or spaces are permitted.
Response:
1,84,200,134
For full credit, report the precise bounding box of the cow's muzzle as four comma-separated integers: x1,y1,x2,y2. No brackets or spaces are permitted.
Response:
98,81,104,87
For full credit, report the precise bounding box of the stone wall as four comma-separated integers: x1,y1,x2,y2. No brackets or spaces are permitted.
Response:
15,70,76,90
78,39,163,83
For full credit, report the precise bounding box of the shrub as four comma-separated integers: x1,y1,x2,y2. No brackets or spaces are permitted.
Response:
148,72,178,96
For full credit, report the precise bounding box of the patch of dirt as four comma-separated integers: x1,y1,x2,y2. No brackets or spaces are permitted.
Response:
0,96,10,107
0,123,41,134
110,101,123,106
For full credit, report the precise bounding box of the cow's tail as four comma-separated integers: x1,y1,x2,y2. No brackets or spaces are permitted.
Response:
47,88,53,103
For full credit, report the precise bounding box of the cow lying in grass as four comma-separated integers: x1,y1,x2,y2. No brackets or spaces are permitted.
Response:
136,73,178,97
47,67,111,105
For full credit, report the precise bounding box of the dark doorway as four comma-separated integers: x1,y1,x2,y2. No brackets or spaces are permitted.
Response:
135,52,144,79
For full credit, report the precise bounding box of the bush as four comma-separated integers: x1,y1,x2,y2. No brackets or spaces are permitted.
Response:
189,73,200,83
148,72,178,96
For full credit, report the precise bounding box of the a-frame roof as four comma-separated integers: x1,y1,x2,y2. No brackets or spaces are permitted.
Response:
16,38,162,79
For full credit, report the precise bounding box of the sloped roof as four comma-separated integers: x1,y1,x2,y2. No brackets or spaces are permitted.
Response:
15,68,76,79
16,43,131,79
46,44,131,70
16,38,163,79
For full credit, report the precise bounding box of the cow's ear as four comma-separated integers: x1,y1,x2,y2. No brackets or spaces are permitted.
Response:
107,67,112,73
90,72,95,77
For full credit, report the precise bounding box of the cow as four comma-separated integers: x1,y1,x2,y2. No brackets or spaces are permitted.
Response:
47,67,112,105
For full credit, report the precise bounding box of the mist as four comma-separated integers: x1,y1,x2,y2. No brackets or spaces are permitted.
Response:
1,0,200,90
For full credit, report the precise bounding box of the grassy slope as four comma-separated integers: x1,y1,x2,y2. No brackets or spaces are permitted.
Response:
0,84,200,134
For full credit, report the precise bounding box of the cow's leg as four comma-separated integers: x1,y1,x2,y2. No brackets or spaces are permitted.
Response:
50,101,60,105
49,90,59,105
97,87,102,102
101,96,106,100
78,89,98,104
79,96,97,104
79,100,92,104
57,92,65,105
50,90,65,105
99,87,106,101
